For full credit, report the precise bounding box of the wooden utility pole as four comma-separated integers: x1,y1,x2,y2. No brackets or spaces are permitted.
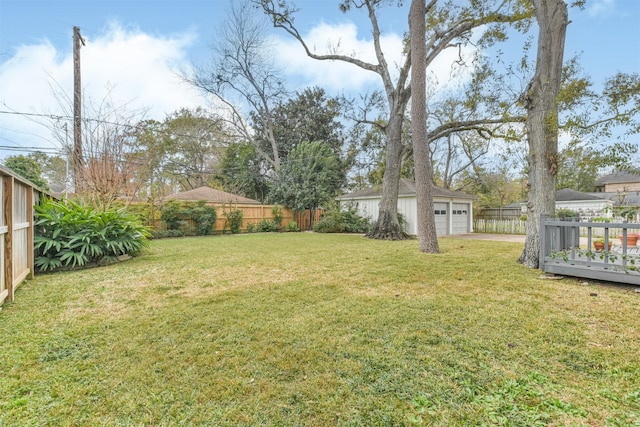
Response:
73,26,85,192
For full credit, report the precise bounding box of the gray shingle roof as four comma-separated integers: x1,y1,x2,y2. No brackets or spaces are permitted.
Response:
595,170,640,186
337,178,475,200
164,186,260,204
555,188,606,202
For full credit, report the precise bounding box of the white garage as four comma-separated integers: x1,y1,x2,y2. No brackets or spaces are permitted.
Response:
336,179,475,236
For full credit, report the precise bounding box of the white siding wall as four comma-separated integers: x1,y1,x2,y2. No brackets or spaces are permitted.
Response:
556,200,612,219
340,195,473,236
398,196,417,234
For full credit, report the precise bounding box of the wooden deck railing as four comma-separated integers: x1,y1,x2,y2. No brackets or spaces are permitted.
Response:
540,215,640,285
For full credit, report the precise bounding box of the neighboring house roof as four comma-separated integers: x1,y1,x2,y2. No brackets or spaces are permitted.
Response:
589,191,640,206
337,178,475,200
504,189,609,208
164,186,260,204
595,170,640,186
555,188,607,202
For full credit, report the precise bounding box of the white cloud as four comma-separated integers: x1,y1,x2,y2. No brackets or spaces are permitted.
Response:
272,20,477,97
0,22,208,154
272,21,403,92
587,0,617,17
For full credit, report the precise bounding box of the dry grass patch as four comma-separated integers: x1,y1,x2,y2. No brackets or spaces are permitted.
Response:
1,233,639,426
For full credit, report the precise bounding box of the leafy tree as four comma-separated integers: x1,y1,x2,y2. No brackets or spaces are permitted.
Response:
127,119,174,200
4,154,50,190
163,108,229,191
252,86,347,166
269,141,344,226
458,166,524,210
39,153,68,190
556,142,637,192
258,0,531,240
216,142,269,202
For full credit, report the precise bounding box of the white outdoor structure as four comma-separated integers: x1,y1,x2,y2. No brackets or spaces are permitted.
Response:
519,189,613,220
337,179,475,236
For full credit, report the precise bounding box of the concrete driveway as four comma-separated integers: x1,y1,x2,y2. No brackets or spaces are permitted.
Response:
447,233,597,247
443,233,526,243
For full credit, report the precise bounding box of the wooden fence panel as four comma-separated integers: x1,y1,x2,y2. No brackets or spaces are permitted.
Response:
0,177,6,304
148,202,322,235
1,168,41,306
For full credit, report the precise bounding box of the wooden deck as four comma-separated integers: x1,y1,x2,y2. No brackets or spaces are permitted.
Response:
540,216,640,285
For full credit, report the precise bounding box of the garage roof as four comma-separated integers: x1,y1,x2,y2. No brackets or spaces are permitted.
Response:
337,178,475,200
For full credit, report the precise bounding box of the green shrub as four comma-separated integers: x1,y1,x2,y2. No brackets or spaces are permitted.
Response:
313,204,371,233
271,206,284,230
160,200,217,236
151,229,184,239
224,208,244,234
34,198,150,272
160,200,188,232
271,205,284,231
556,208,578,219
257,220,278,232
246,222,257,233
185,201,217,235
285,220,300,232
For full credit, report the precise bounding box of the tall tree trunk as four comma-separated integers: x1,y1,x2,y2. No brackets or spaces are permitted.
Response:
519,0,568,268
410,0,439,252
366,116,408,240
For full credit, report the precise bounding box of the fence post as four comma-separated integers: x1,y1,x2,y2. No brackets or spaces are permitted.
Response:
539,214,546,270
4,176,13,303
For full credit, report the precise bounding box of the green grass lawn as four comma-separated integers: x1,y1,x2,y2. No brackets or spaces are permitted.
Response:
1,233,638,426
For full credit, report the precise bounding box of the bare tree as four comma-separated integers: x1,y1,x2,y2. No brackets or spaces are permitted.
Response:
47,85,146,208
258,0,529,240
187,0,288,172
77,97,144,209
518,0,568,268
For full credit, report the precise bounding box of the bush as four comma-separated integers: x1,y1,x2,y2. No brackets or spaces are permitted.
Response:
160,200,187,231
257,220,278,232
314,204,371,233
185,201,217,235
160,200,217,236
246,222,257,233
151,229,184,239
34,198,150,272
271,206,284,230
285,221,300,232
224,207,244,234
556,208,578,219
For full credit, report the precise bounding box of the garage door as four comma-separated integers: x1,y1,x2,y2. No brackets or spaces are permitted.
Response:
452,203,470,234
434,202,448,236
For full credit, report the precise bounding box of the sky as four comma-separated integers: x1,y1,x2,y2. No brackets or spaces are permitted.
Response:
0,0,638,160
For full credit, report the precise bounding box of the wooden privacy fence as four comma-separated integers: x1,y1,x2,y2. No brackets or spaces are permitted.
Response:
149,202,323,234
1,166,43,306
540,215,640,285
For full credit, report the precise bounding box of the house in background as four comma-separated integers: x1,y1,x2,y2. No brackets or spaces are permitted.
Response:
554,189,613,220
336,178,475,236
595,170,640,193
164,186,261,204
480,189,614,221
516,189,613,220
